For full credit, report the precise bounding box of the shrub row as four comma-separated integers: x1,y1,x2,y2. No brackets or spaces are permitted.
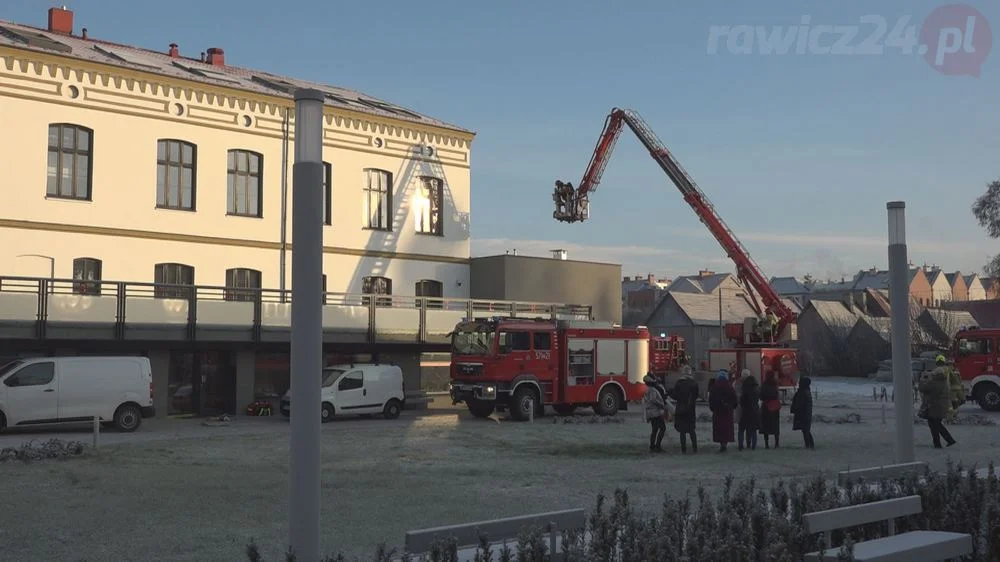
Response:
248,460,1000,561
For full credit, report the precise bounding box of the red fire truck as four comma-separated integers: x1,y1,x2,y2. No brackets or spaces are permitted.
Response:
553,108,800,390
952,327,1000,411
449,317,680,420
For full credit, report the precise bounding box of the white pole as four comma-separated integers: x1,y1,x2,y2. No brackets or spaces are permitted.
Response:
289,88,325,562
887,201,914,463
92,415,99,450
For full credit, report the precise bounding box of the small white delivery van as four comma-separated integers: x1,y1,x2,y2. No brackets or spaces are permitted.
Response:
0,356,155,432
279,363,405,422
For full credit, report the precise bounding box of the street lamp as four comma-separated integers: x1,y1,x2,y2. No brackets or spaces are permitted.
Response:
289,88,324,562
887,201,914,463
16,254,54,293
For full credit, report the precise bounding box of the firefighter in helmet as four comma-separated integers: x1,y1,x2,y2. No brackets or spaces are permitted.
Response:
939,354,965,415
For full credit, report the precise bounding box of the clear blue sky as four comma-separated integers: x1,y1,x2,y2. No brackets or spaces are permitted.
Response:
5,0,998,281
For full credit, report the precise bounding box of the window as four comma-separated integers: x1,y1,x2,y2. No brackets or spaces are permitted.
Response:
415,176,443,236
958,338,993,356
156,139,196,210
72,257,102,295
4,362,55,387
361,275,392,307
533,332,552,351
415,279,443,310
323,162,332,226
338,371,363,391
227,150,262,217
47,124,93,200
364,169,392,230
154,263,195,299
225,268,262,302
499,331,531,353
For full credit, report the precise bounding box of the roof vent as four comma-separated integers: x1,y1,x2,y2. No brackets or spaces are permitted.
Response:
47,6,73,35
206,47,225,66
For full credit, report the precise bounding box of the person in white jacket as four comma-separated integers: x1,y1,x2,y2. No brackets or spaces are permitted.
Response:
643,374,667,452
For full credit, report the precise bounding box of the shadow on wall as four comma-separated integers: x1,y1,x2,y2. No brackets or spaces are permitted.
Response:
348,145,470,294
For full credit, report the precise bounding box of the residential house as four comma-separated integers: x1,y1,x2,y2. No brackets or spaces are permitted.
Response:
982,278,999,300
965,273,987,301
811,267,933,309
796,300,861,377
945,272,968,301
622,274,669,326
645,291,757,368
665,270,742,295
917,309,978,347
846,316,892,378
771,276,811,307
942,300,1000,328
926,267,953,307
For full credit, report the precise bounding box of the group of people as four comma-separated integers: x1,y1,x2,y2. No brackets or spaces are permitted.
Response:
642,367,815,453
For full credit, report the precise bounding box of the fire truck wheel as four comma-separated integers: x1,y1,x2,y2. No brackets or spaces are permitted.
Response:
975,383,1000,412
510,386,539,422
595,387,621,417
467,399,495,418
553,404,577,416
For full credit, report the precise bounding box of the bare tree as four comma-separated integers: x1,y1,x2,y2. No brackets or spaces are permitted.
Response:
973,180,1000,278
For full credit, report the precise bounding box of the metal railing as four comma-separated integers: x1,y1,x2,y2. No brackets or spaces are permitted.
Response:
0,276,594,342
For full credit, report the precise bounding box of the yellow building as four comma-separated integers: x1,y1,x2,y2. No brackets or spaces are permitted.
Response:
0,7,474,301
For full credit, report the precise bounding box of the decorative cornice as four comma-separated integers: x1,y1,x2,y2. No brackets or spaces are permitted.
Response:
0,46,474,161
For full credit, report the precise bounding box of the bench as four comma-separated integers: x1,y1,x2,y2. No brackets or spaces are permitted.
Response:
836,461,928,487
404,508,586,560
803,495,972,561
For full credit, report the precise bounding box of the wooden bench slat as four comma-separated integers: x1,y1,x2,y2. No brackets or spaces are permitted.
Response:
404,508,586,554
837,462,928,486
804,530,973,562
803,496,922,534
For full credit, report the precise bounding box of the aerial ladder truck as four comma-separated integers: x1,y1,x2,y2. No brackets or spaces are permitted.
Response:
554,108,800,391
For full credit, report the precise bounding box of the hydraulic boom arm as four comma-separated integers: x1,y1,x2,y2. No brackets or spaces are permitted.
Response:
553,108,796,333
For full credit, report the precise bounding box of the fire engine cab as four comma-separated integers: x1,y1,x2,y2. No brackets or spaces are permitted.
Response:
449,317,653,420
952,327,1000,411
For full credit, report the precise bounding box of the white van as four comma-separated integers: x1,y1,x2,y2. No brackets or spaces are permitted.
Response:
279,363,405,422
0,356,155,433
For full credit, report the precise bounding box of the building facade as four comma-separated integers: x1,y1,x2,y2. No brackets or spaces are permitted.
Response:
0,8,473,301
0,7,488,418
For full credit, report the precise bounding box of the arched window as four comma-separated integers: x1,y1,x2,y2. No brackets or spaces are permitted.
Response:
154,263,195,299
363,169,392,230
72,257,102,295
227,150,263,217
415,279,443,309
362,275,392,307
47,124,93,200
157,139,197,210
415,177,443,236
225,267,262,302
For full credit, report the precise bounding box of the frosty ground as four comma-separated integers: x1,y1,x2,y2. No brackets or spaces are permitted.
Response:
0,378,998,562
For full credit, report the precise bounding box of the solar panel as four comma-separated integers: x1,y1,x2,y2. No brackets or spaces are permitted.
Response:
172,60,241,84
93,45,159,68
0,26,71,53
251,75,295,93
355,98,422,120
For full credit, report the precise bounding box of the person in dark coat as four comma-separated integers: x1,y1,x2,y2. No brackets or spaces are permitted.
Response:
671,366,699,454
790,376,814,449
642,374,667,452
919,366,957,448
759,373,782,448
738,375,761,450
708,370,738,452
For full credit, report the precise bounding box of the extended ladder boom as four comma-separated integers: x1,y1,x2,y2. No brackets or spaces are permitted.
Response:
553,107,796,332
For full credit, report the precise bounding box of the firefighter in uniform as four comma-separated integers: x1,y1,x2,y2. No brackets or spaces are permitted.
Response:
943,355,965,415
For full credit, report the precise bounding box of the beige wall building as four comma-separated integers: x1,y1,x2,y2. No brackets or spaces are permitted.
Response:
0,8,474,301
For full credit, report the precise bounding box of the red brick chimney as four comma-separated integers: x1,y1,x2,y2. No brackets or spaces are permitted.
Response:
47,6,74,35
168,43,179,58
206,47,225,66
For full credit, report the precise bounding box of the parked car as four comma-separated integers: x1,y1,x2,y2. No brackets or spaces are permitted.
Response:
0,356,155,432
280,363,405,422
869,358,935,383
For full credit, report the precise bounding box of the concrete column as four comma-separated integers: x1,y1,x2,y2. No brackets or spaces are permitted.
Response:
148,349,170,418
887,201,915,463
235,349,256,414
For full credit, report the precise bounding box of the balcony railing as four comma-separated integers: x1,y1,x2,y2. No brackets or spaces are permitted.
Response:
0,276,593,344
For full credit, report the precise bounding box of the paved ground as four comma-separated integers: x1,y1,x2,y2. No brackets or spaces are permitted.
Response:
0,378,997,561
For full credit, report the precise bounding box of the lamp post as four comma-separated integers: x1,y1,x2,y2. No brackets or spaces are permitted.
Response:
887,201,914,463
289,88,324,562
16,254,54,293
